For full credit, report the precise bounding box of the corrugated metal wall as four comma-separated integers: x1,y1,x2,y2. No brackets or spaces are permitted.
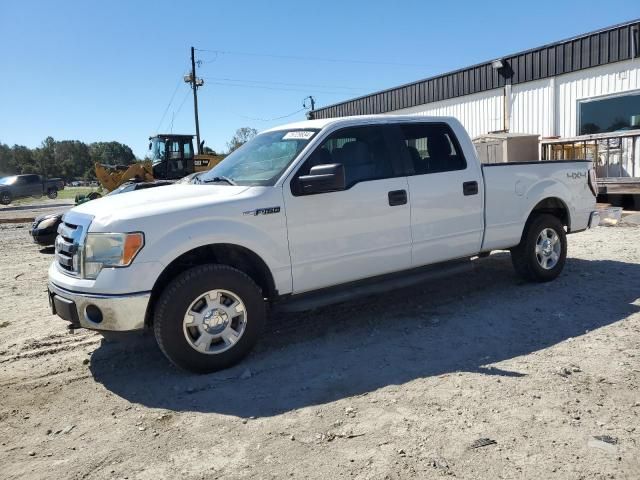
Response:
556,58,640,136
393,89,504,138
510,78,554,137
386,59,640,141
310,20,640,121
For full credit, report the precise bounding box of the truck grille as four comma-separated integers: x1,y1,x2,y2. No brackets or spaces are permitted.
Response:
55,213,91,276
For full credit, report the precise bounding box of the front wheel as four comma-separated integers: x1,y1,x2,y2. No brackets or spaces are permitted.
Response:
510,214,567,282
153,264,266,373
0,191,11,205
47,188,58,199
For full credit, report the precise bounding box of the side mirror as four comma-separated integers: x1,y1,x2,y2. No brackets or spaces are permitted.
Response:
297,163,345,195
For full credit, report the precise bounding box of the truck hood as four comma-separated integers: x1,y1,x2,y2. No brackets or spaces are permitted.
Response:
71,184,250,228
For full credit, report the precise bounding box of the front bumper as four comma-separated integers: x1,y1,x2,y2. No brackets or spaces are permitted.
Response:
48,282,150,331
30,227,57,246
588,210,600,229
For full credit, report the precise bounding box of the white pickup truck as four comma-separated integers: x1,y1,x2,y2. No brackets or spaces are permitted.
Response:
48,115,600,372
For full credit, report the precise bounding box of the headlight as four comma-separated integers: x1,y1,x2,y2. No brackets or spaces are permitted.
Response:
83,232,144,279
38,216,59,229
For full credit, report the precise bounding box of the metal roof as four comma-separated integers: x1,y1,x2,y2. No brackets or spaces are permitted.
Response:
150,134,194,139
310,19,640,120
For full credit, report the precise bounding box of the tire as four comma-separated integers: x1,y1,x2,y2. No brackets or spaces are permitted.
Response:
510,214,567,282
153,264,266,373
87,192,101,200
47,188,58,199
0,190,11,205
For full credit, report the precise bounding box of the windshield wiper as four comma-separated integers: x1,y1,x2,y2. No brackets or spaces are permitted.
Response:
202,176,237,186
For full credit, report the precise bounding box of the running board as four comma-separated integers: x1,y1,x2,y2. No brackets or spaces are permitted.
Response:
275,258,473,313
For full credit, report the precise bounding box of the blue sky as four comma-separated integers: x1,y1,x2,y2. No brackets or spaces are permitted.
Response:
0,1,637,158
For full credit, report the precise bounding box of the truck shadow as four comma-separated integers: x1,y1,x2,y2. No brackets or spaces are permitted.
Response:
90,254,640,418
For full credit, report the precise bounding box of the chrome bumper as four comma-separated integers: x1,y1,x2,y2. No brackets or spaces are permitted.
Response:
588,211,600,229
48,282,150,331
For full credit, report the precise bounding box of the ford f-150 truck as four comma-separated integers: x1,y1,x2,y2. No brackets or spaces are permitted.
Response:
48,116,599,373
0,174,64,205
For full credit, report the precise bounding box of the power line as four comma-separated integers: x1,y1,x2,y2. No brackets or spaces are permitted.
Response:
154,76,185,134
194,48,430,68
174,89,191,119
163,89,191,133
238,107,307,122
202,80,361,95
200,75,362,91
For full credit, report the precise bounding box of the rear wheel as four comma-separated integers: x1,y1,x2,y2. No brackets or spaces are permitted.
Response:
510,214,567,282
47,188,58,199
153,264,266,373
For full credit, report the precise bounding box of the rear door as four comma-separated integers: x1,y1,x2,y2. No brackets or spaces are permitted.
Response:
283,124,412,293
28,175,44,196
397,122,484,266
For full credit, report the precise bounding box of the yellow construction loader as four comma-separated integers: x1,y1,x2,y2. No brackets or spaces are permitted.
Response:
95,134,223,192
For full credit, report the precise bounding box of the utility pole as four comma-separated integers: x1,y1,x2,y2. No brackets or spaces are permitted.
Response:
304,95,315,110
185,46,204,154
304,95,315,119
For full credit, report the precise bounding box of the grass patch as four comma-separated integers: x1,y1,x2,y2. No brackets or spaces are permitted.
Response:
57,187,102,200
4,186,102,206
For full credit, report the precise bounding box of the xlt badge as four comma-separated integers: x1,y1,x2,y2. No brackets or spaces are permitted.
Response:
243,206,281,216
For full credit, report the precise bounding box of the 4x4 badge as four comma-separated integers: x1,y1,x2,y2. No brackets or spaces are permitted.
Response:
243,206,281,216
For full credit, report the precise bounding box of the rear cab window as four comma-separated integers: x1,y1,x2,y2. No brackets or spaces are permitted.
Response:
397,123,467,175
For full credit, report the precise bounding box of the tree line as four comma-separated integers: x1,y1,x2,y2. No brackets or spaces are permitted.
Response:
0,127,258,181
0,137,136,181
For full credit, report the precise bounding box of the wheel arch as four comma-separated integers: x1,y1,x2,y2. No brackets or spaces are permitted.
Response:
516,196,570,246
146,243,276,326
526,196,571,229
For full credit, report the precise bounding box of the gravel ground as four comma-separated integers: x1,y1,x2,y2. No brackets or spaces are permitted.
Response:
0,199,72,223
0,223,639,479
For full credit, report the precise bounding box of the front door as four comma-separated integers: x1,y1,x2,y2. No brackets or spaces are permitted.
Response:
283,124,412,294
397,122,484,266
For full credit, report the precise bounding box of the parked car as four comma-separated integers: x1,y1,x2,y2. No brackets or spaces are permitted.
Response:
0,174,64,205
30,180,173,246
47,115,599,373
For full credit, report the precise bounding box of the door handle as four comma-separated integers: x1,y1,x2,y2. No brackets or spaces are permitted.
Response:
463,181,479,196
388,189,407,206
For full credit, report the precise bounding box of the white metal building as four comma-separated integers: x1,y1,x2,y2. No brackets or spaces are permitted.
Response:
310,20,640,194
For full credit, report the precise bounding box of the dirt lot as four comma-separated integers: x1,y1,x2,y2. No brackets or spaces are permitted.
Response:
1,222,639,479
0,199,72,223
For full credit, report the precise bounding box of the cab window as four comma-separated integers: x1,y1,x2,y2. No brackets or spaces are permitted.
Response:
183,141,193,159
398,123,466,174
296,125,396,188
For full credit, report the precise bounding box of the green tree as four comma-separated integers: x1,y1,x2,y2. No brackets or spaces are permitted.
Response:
0,143,13,176
89,141,136,167
12,145,37,174
226,127,257,153
0,138,138,181
55,140,91,179
32,136,56,177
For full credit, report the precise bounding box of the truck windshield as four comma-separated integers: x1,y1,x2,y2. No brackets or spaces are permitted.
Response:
0,176,17,185
198,129,319,186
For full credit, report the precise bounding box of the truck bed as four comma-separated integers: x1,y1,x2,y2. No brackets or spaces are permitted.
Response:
480,160,594,251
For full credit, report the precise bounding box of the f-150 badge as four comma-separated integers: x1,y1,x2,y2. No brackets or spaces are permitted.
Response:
243,206,281,216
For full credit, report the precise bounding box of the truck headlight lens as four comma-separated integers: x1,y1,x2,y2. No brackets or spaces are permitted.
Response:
83,232,144,279
38,216,59,229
